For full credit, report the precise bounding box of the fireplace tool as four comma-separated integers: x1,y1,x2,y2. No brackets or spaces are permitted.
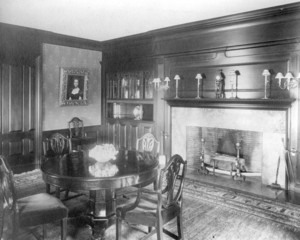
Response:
267,155,282,190
233,142,246,181
198,138,209,175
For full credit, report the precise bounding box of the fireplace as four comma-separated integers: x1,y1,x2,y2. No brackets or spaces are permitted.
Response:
171,106,287,186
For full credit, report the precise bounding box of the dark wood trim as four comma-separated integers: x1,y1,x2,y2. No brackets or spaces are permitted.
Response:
42,125,101,139
164,98,295,110
102,2,300,47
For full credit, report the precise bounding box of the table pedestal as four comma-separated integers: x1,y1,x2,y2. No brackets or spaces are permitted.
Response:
89,189,116,219
89,189,116,237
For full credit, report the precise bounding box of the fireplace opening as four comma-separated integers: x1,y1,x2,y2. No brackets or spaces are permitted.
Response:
172,107,287,187
187,126,263,176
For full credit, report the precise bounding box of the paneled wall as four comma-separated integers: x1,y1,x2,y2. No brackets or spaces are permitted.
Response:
102,3,300,191
0,64,35,173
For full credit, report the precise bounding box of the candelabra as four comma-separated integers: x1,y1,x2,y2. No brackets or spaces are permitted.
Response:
275,72,300,90
197,138,209,175
233,142,245,181
153,77,170,91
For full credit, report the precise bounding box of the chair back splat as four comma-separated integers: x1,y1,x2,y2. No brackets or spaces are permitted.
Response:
136,133,160,157
43,133,72,157
68,117,84,139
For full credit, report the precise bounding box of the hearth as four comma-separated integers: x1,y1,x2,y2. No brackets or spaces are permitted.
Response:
171,107,287,186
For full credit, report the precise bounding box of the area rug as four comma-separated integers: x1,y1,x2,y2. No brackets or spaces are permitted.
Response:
11,170,300,240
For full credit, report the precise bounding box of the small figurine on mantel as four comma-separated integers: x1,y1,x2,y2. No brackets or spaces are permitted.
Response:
215,70,226,99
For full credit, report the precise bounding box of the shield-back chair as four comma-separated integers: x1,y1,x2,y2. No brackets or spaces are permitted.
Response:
116,154,187,240
43,133,72,199
0,155,68,240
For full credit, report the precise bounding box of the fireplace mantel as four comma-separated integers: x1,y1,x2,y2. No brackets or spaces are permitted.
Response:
164,98,295,110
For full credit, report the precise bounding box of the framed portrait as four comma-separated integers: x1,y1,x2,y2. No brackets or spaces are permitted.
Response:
59,68,89,106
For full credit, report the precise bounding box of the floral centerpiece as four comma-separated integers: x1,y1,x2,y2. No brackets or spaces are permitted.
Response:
88,144,119,177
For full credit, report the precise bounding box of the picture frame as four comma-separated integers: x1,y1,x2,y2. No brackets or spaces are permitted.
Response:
59,68,89,106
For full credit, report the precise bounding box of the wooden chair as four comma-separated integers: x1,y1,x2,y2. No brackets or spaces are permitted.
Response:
43,133,72,199
68,117,96,150
0,155,68,240
116,154,187,240
68,117,84,139
119,133,160,199
136,132,160,157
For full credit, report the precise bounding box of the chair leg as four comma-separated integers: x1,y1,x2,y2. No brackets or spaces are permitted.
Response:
156,222,163,240
42,224,46,240
61,218,68,240
64,189,69,199
46,183,51,194
55,187,61,199
177,211,184,240
116,216,122,240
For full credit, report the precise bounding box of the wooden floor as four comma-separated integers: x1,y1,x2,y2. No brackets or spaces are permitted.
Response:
186,168,300,206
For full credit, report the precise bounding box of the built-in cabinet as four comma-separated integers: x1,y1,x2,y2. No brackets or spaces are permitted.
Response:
104,71,155,150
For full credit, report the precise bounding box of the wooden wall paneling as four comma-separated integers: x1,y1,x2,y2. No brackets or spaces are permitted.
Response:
10,65,23,132
153,15,300,56
2,64,10,133
0,64,36,172
34,56,42,167
131,124,139,151
289,53,300,186
0,64,2,135
119,121,127,149
139,123,154,136
106,120,116,145
164,48,294,99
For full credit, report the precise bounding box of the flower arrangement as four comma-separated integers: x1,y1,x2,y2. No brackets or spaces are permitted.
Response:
89,161,118,177
88,144,118,163
88,144,119,177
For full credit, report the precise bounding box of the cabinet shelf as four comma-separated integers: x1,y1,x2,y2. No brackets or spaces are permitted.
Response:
107,99,153,104
106,117,154,124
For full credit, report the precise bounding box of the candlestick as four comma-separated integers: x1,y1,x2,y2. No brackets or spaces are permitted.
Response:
174,75,180,99
235,70,240,99
195,73,203,99
262,69,270,99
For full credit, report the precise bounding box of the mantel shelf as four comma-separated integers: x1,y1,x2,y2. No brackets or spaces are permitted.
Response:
164,98,296,110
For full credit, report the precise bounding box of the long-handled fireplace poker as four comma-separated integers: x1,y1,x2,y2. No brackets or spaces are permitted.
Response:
198,138,209,175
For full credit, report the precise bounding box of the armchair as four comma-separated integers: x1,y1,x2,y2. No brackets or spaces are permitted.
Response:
116,154,187,240
0,155,68,240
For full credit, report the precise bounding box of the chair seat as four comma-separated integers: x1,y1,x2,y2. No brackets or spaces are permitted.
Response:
119,192,180,227
17,193,68,227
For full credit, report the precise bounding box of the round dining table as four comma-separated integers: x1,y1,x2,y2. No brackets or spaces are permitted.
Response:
41,149,159,222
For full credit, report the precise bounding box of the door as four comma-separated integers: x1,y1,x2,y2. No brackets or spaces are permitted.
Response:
0,63,36,173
